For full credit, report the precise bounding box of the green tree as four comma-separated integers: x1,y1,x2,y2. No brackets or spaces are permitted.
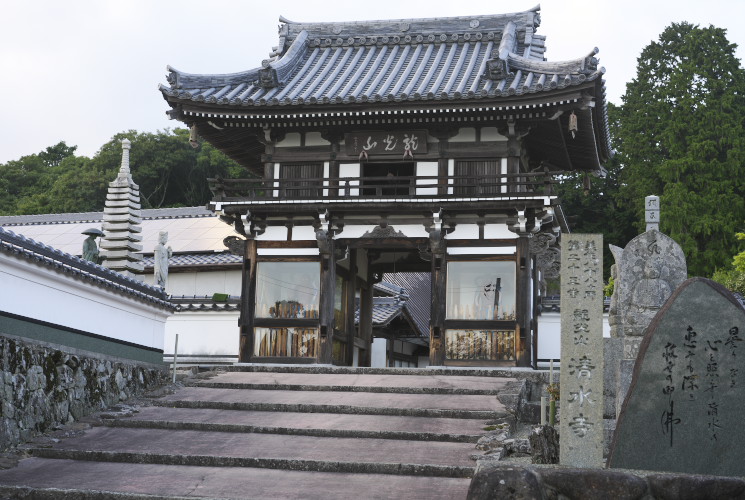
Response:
615,22,745,276
712,233,745,294
0,130,248,215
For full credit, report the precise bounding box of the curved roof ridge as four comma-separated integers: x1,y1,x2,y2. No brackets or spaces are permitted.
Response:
165,31,310,91
276,8,541,53
507,47,602,75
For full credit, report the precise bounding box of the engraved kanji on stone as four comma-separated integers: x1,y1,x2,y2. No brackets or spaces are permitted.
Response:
568,414,594,437
569,387,595,407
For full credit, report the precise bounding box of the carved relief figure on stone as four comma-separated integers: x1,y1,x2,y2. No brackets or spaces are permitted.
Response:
154,231,173,289
628,253,673,327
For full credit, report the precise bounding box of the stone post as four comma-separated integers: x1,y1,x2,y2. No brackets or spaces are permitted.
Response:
560,233,604,468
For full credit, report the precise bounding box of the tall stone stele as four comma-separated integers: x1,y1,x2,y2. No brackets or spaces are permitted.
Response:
100,139,144,277
607,196,687,417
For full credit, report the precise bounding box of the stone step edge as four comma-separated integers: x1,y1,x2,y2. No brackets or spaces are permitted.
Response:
222,365,541,382
151,399,504,420
30,449,475,478
189,382,500,396
0,485,196,500
102,418,481,443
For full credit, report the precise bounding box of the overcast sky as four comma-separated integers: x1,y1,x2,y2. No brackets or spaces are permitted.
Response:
1,1,744,164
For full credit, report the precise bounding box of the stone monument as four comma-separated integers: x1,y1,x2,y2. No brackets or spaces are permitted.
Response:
154,231,172,289
100,139,144,277
608,197,687,418
608,278,745,476
81,228,104,264
560,233,604,468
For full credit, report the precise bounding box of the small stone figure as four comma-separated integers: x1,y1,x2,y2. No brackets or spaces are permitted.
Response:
81,228,104,264
154,231,172,289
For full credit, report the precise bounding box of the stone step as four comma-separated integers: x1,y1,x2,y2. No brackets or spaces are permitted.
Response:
106,406,490,440
193,371,510,394
222,365,535,380
104,415,482,443
192,381,502,395
28,426,475,476
157,386,504,416
152,398,500,420
0,458,471,499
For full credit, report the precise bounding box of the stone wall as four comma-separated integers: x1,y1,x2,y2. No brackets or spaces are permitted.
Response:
0,335,167,451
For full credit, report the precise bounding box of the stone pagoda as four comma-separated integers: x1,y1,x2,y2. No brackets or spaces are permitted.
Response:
100,139,144,277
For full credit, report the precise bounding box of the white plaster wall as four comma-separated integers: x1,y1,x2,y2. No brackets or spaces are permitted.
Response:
145,270,242,297
164,311,240,357
371,337,387,367
292,226,317,241
305,132,329,146
339,163,360,196
257,226,287,241
416,162,438,195
484,224,516,239
0,253,169,351
481,127,507,141
450,128,476,142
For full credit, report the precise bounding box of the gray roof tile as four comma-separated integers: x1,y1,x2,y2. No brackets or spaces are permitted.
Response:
0,227,173,310
161,8,605,110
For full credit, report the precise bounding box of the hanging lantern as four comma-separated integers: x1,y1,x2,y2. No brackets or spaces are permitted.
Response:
568,111,578,139
189,123,199,148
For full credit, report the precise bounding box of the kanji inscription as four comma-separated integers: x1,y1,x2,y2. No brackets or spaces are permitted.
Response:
560,233,604,468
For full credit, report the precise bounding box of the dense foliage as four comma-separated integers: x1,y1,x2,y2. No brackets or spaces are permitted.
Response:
0,129,249,215
562,22,745,280
615,22,745,277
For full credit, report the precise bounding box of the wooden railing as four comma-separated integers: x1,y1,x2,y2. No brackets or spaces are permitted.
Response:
208,171,558,202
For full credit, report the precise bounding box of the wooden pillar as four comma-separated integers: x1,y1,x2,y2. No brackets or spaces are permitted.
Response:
318,233,336,364
429,229,447,365
239,238,257,363
515,233,532,367
532,254,540,368
345,248,358,365
359,275,374,367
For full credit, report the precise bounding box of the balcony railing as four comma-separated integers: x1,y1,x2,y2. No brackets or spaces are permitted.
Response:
208,171,558,202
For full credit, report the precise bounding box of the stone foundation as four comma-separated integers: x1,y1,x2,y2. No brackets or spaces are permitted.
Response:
467,465,745,499
0,335,166,450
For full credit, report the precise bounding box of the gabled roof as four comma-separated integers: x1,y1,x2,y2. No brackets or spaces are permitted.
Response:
358,273,431,340
159,7,610,174
161,7,604,109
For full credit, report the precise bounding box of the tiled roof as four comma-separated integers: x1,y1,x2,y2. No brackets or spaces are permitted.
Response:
170,295,241,312
141,252,242,268
0,227,173,310
356,273,431,339
160,7,604,109
0,207,238,256
383,272,431,338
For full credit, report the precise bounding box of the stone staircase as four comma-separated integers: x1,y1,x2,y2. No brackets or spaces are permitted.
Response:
0,367,522,499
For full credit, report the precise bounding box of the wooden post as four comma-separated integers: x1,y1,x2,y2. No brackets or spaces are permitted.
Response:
318,233,336,364
532,254,540,368
239,237,258,362
429,228,447,365
345,248,358,365
516,233,531,366
359,273,374,367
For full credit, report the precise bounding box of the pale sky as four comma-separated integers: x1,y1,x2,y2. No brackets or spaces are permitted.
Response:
1,1,744,164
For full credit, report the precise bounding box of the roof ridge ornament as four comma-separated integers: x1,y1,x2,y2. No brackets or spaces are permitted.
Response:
258,60,279,89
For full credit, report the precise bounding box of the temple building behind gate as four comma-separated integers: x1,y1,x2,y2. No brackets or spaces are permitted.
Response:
158,6,610,367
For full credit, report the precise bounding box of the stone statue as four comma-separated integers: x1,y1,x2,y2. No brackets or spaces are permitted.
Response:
81,228,104,264
154,231,172,289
